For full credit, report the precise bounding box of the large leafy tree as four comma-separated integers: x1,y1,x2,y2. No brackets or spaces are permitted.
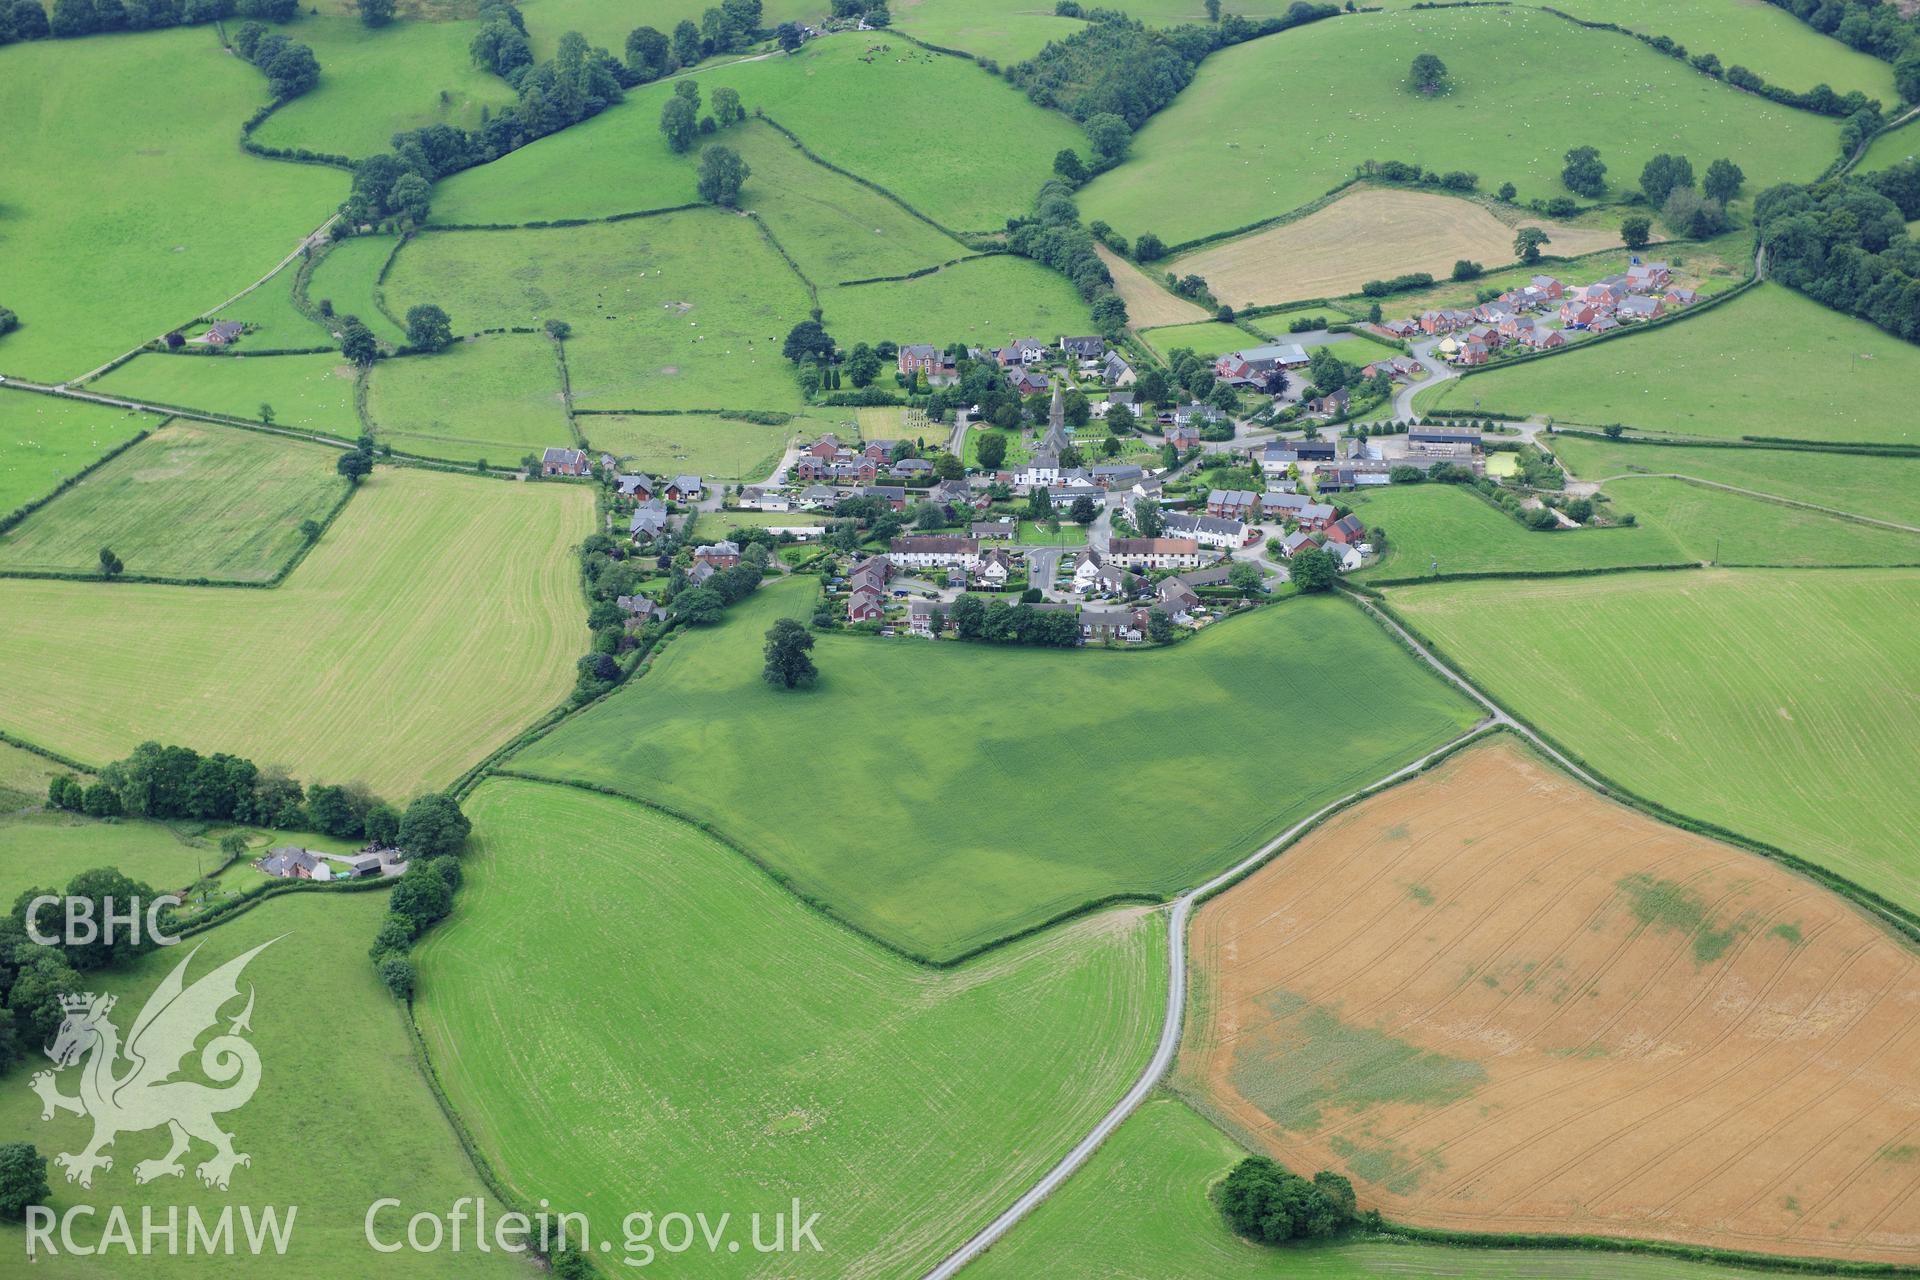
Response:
1560,145,1606,198
405,304,454,352
659,95,697,153
1408,52,1449,94
696,144,750,206
762,618,818,689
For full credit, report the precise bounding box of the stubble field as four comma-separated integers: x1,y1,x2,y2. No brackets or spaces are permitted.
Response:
1181,738,1920,1263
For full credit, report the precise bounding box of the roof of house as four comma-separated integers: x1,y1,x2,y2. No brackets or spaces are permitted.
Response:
1208,488,1257,507
543,446,586,465
889,535,978,555
900,342,940,358
668,473,703,491
1109,536,1200,556
1328,514,1366,540
1163,511,1245,538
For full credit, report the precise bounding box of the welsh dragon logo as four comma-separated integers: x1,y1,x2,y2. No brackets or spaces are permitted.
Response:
30,939,276,1191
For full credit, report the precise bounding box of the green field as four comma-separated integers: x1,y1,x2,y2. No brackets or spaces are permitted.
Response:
0,809,220,901
0,741,85,814
1388,568,1920,914
415,775,1166,1278
0,468,589,796
1078,8,1839,246
971,1093,1788,1280
384,215,811,413
305,235,409,346
0,28,342,382
202,264,330,352
580,412,792,480
1142,321,1272,361
0,393,153,517
1540,0,1897,100
1422,287,1920,444
428,37,1085,233
92,353,362,438
1549,433,1920,529
249,14,518,160
894,6,1085,63
1603,476,1920,566
510,579,1479,959
1856,118,1920,174
1349,484,1691,581
822,254,1097,349
365,335,573,465
0,890,524,1279
0,422,349,582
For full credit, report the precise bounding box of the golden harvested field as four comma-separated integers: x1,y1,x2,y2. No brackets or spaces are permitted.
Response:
0,468,589,796
1181,738,1920,1264
1094,243,1211,329
1171,188,1626,309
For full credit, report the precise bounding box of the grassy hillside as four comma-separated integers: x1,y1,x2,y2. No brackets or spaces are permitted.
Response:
510,579,1481,960
0,28,342,382
1856,118,1919,174
426,37,1084,233
1077,7,1839,246
1388,569,1920,915
0,469,589,796
0,422,349,581
384,214,812,413
92,353,362,438
1549,433,1920,529
1603,476,1920,565
364,334,573,465
249,14,517,160
578,411,794,480
415,776,1166,1278
0,891,525,1278
970,1095,1790,1279
0,393,152,516
1421,285,1920,445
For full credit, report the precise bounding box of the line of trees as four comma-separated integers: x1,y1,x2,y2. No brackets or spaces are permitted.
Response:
230,18,319,101
1761,0,1920,76
365,795,470,1000
1757,161,1920,343
1007,180,1129,335
0,0,252,43
947,594,1082,647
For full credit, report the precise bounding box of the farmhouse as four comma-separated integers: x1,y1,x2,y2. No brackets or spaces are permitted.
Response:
1214,343,1309,385
542,447,588,477
1107,537,1202,569
1163,511,1247,548
258,846,325,879
897,343,955,382
889,535,979,568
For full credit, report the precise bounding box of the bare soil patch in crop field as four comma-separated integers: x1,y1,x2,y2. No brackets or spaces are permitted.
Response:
1171,188,1625,309
1181,737,1920,1264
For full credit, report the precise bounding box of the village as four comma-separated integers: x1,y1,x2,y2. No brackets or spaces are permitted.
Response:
550,327,1516,648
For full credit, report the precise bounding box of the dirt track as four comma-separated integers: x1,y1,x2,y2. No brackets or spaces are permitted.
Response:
1181,739,1920,1264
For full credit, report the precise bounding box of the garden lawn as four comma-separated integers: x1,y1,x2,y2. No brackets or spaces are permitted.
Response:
0,393,152,517
0,468,589,796
969,1094,1784,1280
0,422,349,582
1141,320,1261,361
0,28,342,382
1020,519,1089,545
384,214,811,412
1348,483,1690,582
306,235,409,346
414,776,1165,1280
963,425,1033,468
365,335,572,465
1077,7,1838,246
1549,433,1920,529
578,412,791,480
1387,568,1920,914
509,579,1480,960
0,891,525,1279
428,37,1084,233
249,14,517,161
1421,286,1920,444
821,254,1097,349
91,353,362,438
1604,476,1920,566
